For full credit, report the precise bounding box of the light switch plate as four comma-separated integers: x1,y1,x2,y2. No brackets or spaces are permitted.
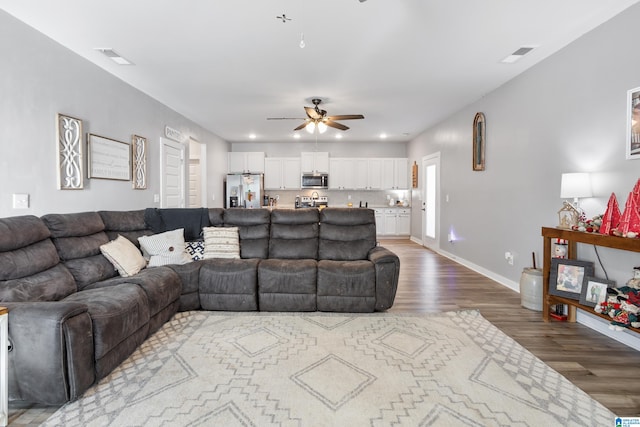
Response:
13,193,29,209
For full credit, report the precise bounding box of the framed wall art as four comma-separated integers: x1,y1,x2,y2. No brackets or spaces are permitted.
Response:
131,135,147,189
56,113,84,190
87,134,131,181
626,86,640,159
473,112,485,171
548,258,594,301
579,277,615,308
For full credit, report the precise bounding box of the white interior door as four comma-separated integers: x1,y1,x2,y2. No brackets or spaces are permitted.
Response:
422,152,440,250
160,137,185,208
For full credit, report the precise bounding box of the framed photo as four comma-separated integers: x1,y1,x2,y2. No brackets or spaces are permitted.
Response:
87,134,131,181
131,135,147,189
473,112,485,171
626,86,640,159
56,113,84,190
579,277,615,308
549,258,594,301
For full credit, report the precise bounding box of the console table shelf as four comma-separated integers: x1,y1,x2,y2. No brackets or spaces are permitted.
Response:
541,227,640,333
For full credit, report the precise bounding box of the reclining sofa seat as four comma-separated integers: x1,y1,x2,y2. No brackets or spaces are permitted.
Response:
198,208,270,311
258,208,319,311
0,215,94,404
318,208,399,312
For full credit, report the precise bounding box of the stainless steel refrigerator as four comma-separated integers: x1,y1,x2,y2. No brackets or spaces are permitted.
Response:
225,173,264,208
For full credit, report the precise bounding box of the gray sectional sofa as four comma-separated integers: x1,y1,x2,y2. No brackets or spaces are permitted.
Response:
0,207,400,404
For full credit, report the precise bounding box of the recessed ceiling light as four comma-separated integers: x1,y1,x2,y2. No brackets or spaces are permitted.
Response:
335,134,342,139
249,133,257,139
293,133,301,139
94,48,133,65
380,133,387,139
500,46,535,64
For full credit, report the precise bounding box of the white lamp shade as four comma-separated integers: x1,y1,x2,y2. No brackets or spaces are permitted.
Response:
305,122,315,134
317,121,328,133
560,173,592,199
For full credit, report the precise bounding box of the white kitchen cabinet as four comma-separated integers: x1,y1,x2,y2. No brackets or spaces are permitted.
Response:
329,158,345,189
397,209,411,235
228,152,265,173
354,159,369,189
380,158,409,189
394,158,409,189
300,152,329,173
367,159,383,190
374,209,385,236
264,157,300,190
382,208,411,236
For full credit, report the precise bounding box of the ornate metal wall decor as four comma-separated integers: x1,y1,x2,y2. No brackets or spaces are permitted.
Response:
472,112,486,171
132,135,147,189
56,113,84,189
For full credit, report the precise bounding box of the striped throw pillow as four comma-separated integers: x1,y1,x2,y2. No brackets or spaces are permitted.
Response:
203,226,240,259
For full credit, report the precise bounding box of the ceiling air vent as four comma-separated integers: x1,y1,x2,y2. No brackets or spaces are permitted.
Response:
500,46,535,64
94,48,133,65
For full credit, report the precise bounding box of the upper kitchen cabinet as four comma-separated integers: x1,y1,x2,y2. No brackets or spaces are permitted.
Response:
300,152,329,174
381,158,409,189
265,157,301,190
228,152,265,173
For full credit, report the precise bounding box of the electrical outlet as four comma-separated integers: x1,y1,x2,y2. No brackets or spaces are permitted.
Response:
504,251,514,265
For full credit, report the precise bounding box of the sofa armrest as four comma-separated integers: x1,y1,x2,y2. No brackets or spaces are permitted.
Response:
4,301,95,404
368,246,400,311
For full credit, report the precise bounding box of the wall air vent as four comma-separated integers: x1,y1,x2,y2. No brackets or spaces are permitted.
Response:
500,46,536,64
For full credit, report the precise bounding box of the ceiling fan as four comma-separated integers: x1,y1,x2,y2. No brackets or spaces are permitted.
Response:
268,99,364,133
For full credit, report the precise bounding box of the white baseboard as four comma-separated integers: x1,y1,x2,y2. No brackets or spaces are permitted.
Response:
408,238,640,351
435,249,520,292
576,310,640,351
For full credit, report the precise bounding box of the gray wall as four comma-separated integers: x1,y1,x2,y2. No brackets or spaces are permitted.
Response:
0,10,229,218
408,4,640,289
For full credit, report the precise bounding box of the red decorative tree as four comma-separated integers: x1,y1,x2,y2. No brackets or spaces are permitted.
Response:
600,192,621,235
617,192,640,236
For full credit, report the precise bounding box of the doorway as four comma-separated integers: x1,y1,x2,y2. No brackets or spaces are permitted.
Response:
160,137,185,208
422,152,440,251
188,137,207,207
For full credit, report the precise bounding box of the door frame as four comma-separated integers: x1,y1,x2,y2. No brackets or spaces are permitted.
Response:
422,152,440,251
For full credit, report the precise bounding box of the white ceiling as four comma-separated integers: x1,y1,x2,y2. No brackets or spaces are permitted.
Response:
2,1,638,144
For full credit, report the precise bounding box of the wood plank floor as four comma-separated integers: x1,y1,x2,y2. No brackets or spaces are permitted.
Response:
385,239,640,417
8,239,640,425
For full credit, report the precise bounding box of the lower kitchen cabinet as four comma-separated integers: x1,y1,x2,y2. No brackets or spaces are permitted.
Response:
376,208,410,236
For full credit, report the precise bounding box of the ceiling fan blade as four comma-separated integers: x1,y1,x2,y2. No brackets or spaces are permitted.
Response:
325,120,349,131
267,117,305,120
305,106,322,120
326,114,364,120
293,121,309,131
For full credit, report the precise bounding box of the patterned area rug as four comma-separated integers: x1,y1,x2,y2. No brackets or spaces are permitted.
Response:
42,310,613,426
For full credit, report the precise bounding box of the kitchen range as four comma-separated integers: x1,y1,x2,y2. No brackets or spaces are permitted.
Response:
295,193,328,209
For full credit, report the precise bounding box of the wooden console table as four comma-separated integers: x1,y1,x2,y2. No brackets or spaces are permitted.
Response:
0,307,6,427
542,227,640,332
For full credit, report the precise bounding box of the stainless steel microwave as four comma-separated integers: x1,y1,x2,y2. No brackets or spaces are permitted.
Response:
301,173,328,189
